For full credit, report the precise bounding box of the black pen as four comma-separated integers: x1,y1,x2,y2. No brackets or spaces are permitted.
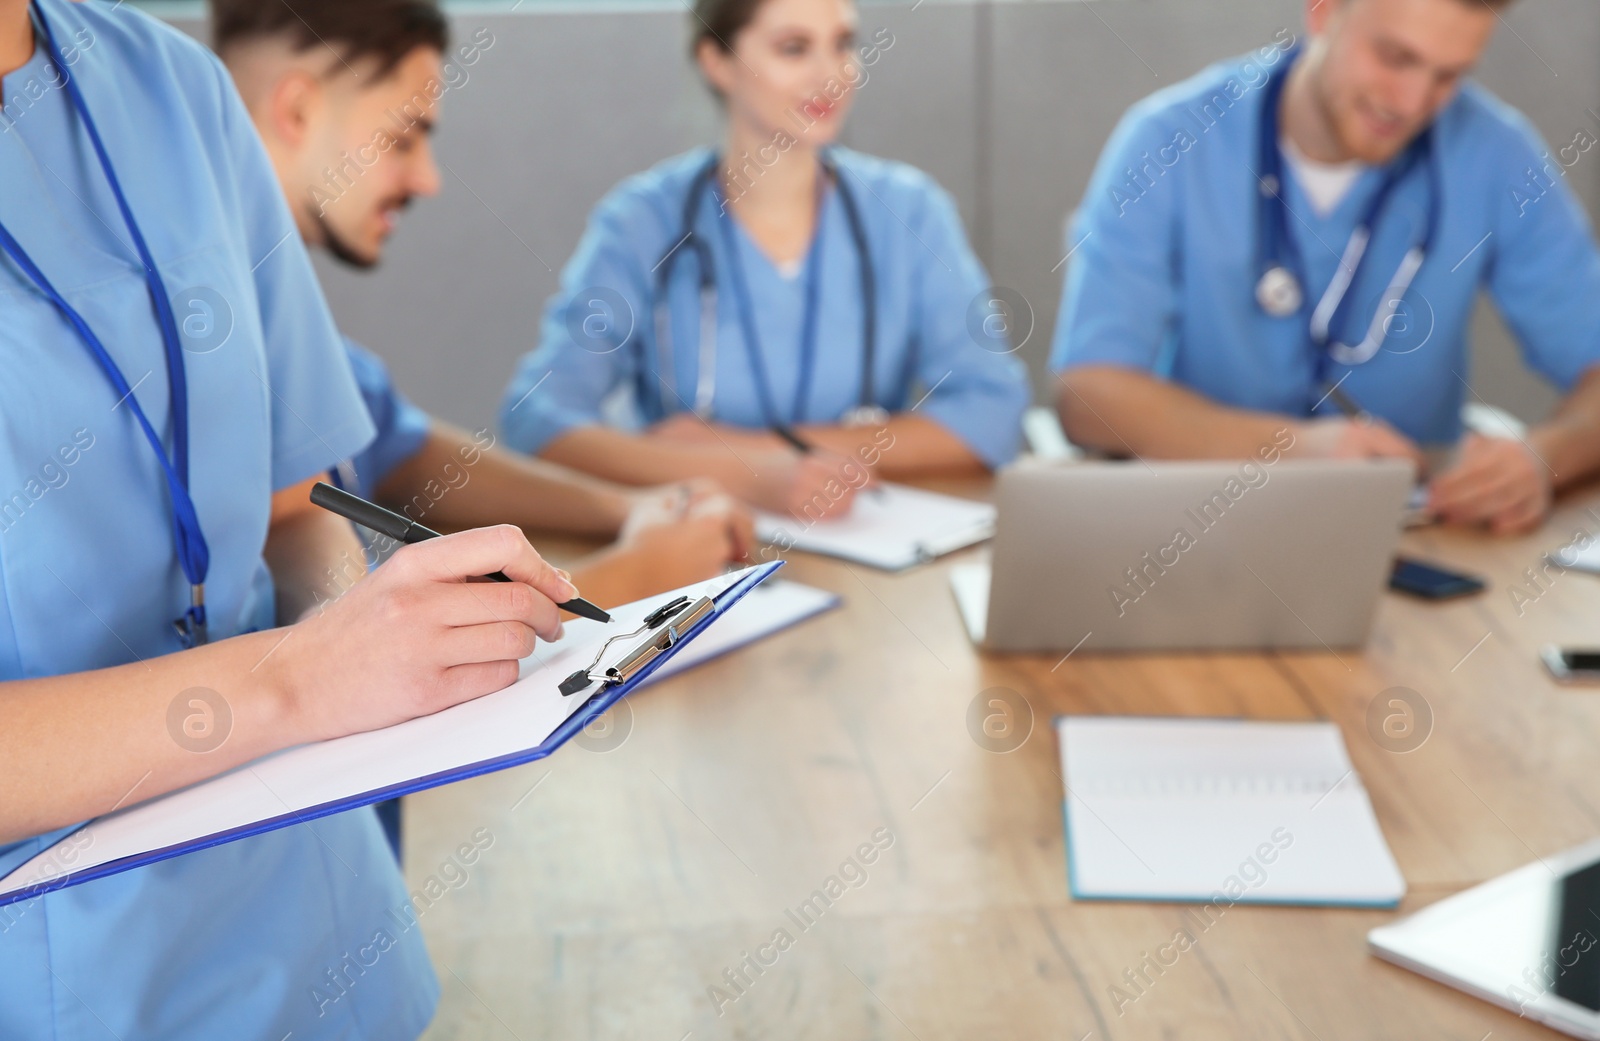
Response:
309,482,611,623
1321,381,1372,424
773,423,888,499
772,423,813,454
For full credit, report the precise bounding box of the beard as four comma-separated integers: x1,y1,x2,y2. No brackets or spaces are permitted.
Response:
310,194,413,270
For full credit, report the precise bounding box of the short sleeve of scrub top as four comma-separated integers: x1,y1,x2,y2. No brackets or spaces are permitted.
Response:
1047,46,1600,447
499,147,1030,469
0,4,436,1039
342,338,433,500
1475,99,1600,391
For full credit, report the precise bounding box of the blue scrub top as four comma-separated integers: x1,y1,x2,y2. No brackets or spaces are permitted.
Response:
1050,45,1600,446
499,147,1030,468
0,3,437,1038
344,339,432,500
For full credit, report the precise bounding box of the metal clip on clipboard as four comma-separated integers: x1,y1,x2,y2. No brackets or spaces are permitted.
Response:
557,594,716,697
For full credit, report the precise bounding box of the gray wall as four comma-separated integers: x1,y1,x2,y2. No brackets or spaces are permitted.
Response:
171,0,1600,431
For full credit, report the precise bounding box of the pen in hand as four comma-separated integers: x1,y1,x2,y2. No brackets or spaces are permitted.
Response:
1321,381,1372,424
772,423,813,454
309,482,612,623
773,423,886,500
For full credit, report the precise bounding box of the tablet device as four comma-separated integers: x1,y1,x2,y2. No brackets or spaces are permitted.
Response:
1370,838,1600,1038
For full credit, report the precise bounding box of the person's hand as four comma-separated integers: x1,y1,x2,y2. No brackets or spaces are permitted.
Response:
622,480,756,562
746,448,867,518
1427,433,1552,534
269,525,578,744
611,482,753,590
1294,416,1427,469
683,480,757,560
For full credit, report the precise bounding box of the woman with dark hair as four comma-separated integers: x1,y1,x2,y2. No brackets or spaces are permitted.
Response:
501,0,1030,517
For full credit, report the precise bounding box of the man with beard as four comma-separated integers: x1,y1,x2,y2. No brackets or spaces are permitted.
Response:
212,0,754,853
213,0,752,604
1052,0,1600,535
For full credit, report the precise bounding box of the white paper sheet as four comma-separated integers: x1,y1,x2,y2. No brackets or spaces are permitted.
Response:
754,483,994,571
1551,536,1600,575
1058,717,1406,906
948,563,990,644
645,579,839,681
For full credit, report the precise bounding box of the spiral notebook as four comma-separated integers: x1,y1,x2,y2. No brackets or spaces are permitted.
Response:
1057,716,1406,907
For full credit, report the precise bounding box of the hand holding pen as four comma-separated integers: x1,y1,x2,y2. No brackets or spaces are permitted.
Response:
772,422,887,506
272,490,595,744
310,483,611,622
1305,383,1426,472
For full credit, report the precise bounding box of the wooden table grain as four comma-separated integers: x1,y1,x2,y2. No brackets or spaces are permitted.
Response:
408,479,1600,1041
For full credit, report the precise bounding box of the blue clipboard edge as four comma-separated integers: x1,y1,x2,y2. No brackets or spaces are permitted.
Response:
0,561,784,909
1052,713,1404,912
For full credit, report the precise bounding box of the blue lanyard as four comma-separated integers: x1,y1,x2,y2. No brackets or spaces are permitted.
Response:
0,0,209,646
713,178,828,428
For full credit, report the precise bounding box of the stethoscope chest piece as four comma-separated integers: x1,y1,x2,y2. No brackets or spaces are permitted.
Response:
1255,265,1303,318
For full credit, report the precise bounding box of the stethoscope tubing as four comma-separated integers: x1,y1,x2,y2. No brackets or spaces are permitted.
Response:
1254,46,1440,373
649,150,876,423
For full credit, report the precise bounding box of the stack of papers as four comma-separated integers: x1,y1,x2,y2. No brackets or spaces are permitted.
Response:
754,483,994,571
1057,717,1405,907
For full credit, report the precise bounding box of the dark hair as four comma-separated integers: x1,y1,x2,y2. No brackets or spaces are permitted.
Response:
689,0,767,56
210,0,449,79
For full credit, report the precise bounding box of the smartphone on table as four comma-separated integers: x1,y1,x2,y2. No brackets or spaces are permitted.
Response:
1389,557,1485,600
1542,647,1600,684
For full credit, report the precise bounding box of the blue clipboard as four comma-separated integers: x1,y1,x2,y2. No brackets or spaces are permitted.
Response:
0,561,783,909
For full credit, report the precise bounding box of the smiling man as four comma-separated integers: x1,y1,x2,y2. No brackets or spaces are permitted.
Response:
1052,0,1600,534
216,1,456,265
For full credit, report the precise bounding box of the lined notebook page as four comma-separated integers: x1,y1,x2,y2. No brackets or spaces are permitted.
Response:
1057,717,1405,907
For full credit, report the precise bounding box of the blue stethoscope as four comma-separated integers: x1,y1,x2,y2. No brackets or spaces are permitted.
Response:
649,151,886,427
1254,46,1441,380
0,0,210,646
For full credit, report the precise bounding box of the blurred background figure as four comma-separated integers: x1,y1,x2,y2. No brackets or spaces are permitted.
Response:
498,0,1030,517
1052,0,1600,535
212,0,755,610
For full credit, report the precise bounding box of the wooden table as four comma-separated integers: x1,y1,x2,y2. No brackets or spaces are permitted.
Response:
410,479,1600,1040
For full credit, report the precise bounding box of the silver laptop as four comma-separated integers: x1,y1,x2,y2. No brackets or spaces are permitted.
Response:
951,458,1413,652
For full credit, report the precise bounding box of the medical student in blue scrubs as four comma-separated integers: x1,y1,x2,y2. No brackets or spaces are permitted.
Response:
0,1,579,1037
499,0,1030,517
1053,0,1600,535
214,0,755,861
213,0,754,613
